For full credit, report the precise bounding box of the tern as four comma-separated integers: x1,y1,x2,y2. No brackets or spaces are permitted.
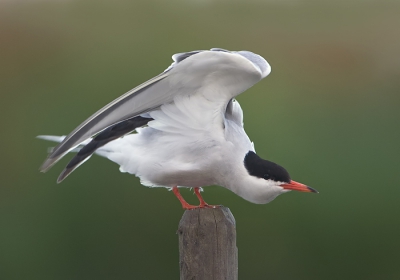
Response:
39,48,317,209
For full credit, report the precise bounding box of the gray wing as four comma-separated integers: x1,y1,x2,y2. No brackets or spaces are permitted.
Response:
40,71,172,172
57,116,153,182
40,49,211,171
225,98,244,127
40,48,266,172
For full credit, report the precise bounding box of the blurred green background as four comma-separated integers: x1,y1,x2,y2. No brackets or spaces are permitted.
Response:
1,0,400,279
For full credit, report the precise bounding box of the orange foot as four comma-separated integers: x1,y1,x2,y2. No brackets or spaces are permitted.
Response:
172,186,221,210
194,187,221,209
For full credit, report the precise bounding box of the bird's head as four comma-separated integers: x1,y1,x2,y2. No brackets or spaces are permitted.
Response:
241,151,317,204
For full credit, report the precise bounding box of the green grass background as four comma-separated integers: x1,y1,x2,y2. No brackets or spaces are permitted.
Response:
1,0,400,279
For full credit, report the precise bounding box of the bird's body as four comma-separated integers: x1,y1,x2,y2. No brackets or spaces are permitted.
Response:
39,48,316,208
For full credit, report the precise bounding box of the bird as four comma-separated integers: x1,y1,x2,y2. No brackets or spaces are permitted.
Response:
38,48,317,209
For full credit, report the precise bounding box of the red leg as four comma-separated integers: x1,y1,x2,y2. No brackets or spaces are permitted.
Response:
194,187,209,207
172,187,198,210
194,187,220,209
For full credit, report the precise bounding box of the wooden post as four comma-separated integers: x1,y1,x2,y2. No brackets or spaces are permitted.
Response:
177,207,238,280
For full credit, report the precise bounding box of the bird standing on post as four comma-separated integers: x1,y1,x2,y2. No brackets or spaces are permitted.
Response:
38,48,317,209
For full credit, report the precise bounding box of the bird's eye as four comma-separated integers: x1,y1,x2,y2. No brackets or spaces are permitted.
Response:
263,174,270,180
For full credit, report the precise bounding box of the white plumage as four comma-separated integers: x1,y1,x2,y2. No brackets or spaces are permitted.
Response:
39,48,316,209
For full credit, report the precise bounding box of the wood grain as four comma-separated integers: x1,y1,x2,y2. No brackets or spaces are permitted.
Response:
177,207,238,280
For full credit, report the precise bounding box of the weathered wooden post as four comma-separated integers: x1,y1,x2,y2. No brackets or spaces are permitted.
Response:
177,207,238,280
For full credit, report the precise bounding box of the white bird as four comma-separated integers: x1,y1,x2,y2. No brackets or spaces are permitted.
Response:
39,48,317,209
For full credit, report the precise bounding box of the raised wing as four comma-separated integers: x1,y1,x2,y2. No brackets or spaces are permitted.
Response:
40,72,171,172
40,49,269,172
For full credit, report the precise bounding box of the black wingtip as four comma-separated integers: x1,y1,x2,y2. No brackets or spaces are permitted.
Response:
57,168,71,183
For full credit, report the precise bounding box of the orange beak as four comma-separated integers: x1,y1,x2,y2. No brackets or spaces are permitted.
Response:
281,180,318,193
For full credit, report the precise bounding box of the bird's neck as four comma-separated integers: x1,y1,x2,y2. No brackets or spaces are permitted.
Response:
216,153,285,205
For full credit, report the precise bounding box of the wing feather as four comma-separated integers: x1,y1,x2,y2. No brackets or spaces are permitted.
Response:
40,72,171,171
56,116,153,182
40,49,265,172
